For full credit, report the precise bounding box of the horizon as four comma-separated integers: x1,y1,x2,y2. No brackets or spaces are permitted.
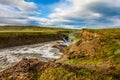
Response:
0,0,120,29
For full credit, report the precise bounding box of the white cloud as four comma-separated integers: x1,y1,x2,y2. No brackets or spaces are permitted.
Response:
45,0,120,28
0,0,36,11
0,0,40,25
49,0,100,19
28,17,49,25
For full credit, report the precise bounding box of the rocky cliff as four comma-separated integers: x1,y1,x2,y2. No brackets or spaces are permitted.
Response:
0,28,120,80
64,29,102,59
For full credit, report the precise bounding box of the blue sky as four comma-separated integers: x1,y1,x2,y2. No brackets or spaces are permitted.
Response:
25,0,60,5
0,0,120,29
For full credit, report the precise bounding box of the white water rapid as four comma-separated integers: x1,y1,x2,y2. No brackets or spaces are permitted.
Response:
0,40,65,72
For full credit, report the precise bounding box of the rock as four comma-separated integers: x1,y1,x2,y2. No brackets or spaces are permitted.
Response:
64,29,101,59
0,58,46,80
52,45,67,52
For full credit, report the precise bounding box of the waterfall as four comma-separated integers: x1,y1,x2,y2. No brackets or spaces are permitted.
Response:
62,37,72,46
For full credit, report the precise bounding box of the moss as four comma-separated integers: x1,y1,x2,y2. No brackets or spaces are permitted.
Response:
38,66,113,80
31,73,39,80
64,57,105,67
39,67,78,80
6,78,13,80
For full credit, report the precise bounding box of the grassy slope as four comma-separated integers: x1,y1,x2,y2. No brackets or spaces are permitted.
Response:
38,28,120,80
0,26,72,32
0,26,72,37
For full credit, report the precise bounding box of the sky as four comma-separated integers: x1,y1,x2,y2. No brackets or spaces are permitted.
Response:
0,0,120,29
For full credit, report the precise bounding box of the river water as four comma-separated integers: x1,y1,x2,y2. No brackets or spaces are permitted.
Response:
0,40,65,72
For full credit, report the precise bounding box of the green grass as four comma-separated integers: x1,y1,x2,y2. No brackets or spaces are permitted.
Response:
0,26,73,39
69,30,82,42
0,32,57,38
85,28,120,36
0,26,72,32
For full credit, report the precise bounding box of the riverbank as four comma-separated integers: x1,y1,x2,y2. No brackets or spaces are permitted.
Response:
0,32,61,48
0,26,72,48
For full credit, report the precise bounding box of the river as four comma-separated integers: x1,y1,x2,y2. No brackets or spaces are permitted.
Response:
0,40,65,72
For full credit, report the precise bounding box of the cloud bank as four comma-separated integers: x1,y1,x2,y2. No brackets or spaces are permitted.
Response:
0,0,120,28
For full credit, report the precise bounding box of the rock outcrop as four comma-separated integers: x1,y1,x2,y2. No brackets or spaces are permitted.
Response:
52,45,67,52
0,58,46,80
63,29,101,59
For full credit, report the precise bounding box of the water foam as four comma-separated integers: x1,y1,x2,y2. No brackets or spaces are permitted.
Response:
0,41,64,71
